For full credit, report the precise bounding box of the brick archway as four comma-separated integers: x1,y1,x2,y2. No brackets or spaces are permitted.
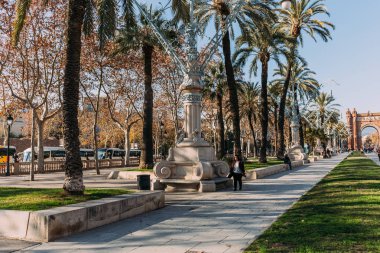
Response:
346,109,380,150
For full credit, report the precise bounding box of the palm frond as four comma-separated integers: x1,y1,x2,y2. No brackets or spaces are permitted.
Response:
12,0,32,45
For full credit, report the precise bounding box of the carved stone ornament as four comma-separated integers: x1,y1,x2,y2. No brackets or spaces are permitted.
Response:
183,93,202,103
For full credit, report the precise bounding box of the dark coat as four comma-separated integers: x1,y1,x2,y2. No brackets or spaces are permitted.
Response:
230,160,245,174
284,156,292,165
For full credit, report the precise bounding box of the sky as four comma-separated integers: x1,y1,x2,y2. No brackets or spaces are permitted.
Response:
141,0,380,123
299,0,380,120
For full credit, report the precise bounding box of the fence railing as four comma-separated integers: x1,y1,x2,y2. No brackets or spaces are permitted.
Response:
0,157,140,176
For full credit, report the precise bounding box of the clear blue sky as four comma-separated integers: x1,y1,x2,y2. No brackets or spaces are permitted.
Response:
299,0,380,119
142,0,380,120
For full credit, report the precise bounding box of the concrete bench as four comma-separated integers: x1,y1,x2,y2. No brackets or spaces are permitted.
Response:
245,160,308,180
0,191,164,242
108,170,155,180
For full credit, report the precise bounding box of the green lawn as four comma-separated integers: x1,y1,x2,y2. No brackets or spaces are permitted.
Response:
0,188,133,211
246,151,380,252
245,157,284,171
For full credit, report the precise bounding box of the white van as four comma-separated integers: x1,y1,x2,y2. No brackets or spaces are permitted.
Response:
97,148,126,160
22,147,95,162
22,147,65,162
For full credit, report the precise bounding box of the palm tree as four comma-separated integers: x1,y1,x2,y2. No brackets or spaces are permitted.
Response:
12,0,131,194
116,6,177,169
311,92,339,126
196,0,273,157
239,81,260,158
290,62,320,147
273,60,320,147
234,21,285,163
268,81,283,154
309,92,340,154
276,0,334,158
203,61,227,159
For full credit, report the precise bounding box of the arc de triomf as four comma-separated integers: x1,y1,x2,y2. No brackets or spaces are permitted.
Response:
346,109,380,150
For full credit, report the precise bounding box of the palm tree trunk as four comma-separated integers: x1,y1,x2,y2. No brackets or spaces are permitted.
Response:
259,57,269,163
248,111,258,158
274,103,278,154
222,30,241,157
288,119,292,146
62,0,85,195
293,83,303,148
277,63,292,158
298,106,304,148
139,43,154,169
216,90,225,159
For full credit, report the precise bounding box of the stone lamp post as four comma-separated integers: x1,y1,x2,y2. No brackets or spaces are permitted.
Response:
287,84,307,161
280,1,307,161
132,0,257,192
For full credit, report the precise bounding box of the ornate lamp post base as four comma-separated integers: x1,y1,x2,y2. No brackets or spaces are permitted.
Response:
288,121,308,161
152,145,231,192
152,88,231,192
287,145,308,161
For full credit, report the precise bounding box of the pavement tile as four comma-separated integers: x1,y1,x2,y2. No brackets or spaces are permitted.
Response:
3,154,347,253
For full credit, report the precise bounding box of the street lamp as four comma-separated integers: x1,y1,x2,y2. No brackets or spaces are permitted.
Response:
281,0,292,10
6,115,14,176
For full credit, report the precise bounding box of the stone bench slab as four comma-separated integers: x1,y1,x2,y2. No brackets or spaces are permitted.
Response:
0,191,164,242
245,160,307,180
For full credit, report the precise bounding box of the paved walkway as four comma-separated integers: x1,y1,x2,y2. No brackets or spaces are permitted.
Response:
367,152,380,165
0,169,137,189
15,154,346,253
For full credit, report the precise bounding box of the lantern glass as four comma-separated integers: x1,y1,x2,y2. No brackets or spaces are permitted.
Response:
6,115,13,126
281,0,291,10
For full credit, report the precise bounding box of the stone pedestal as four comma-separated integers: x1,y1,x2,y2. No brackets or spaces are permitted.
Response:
152,87,230,192
152,145,230,192
288,117,307,161
288,145,308,161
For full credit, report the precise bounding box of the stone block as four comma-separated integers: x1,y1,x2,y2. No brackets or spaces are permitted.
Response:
245,170,257,180
199,181,216,192
120,204,146,220
291,160,304,168
0,191,165,242
144,192,165,212
114,171,155,180
120,195,138,213
86,199,121,230
26,206,87,242
151,179,166,190
0,210,30,239
107,170,119,179
254,164,288,179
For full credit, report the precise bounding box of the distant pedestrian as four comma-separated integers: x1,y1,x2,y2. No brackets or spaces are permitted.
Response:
230,155,245,191
284,154,292,170
13,153,19,163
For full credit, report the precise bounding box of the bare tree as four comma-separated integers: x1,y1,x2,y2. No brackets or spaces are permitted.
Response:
4,4,64,179
103,56,144,165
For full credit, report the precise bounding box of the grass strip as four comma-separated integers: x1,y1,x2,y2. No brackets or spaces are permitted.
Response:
245,158,284,171
0,188,133,211
246,152,380,253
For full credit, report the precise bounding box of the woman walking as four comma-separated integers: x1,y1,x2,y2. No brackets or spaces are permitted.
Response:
230,155,245,191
